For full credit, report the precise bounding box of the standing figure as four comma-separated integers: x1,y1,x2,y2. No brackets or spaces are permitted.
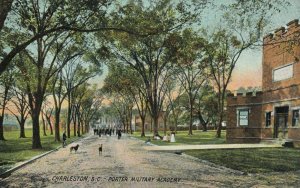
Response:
170,131,176,143
117,129,122,139
62,132,67,147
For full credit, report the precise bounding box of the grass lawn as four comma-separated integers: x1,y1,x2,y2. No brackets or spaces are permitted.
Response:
185,148,300,173
131,130,226,145
0,129,84,174
132,130,300,173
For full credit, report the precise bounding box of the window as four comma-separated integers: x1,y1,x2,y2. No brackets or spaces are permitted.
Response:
273,64,293,82
292,110,299,127
266,112,272,127
238,109,249,126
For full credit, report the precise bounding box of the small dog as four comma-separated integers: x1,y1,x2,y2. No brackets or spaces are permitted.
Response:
70,144,79,153
98,144,103,155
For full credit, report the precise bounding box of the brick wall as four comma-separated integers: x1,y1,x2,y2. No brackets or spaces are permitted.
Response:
226,92,264,143
226,19,300,143
262,19,300,92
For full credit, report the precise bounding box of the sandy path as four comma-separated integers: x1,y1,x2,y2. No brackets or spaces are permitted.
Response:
1,134,300,188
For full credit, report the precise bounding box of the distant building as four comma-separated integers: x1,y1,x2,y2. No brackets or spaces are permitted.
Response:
134,111,167,132
227,19,300,144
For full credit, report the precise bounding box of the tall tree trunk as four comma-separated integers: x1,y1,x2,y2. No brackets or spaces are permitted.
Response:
77,123,81,137
122,116,126,132
49,121,53,135
19,119,26,138
32,109,42,149
216,92,225,138
73,108,77,136
198,111,208,132
153,114,159,137
85,120,89,133
0,0,13,28
41,112,47,136
188,101,193,135
77,109,81,137
129,120,133,134
129,110,133,134
0,0,13,32
46,116,53,135
0,92,7,140
74,120,77,136
0,115,5,140
67,94,72,138
163,115,167,136
81,119,84,135
174,116,178,133
141,117,145,137
125,115,129,133
150,118,153,133
216,110,224,138
54,110,60,141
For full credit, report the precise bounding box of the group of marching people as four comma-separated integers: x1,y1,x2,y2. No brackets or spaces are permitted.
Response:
93,127,123,139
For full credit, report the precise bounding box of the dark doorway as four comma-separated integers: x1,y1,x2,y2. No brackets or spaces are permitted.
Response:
274,106,289,138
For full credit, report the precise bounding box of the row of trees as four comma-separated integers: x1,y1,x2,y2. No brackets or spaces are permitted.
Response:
98,0,291,137
0,40,103,145
0,0,293,148
0,0,114,148
0,0,189,149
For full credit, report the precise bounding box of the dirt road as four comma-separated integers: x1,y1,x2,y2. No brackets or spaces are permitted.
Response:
1,134,300,188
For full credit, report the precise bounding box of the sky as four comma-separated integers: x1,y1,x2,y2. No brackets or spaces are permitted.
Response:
92,0,300,91
228,0,300,90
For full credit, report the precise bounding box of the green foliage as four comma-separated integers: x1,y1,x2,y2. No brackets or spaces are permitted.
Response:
194,84,219,124
102,62,141,95
185,148,300,173
0,129,84,174
109,0,203,36
132,130,226,146
0,62,14,89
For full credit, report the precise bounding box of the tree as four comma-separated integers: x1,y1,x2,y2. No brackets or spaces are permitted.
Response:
63,50,102,138
173,29,208,135
19,31,75,149
166,84,185,133
0,0,104,74
103,62,148,136
102,74,135,134
72,83,92,137
41,101,54,135
104,0,206,137
51,41,88,141
80,88,104,133
202,0,290,138
8,86,30,138
0,0,13,31
194,84,218,131
161,76,177,136
98,105,119,131
41,103,48,136
204,29,256,138
0,0,174,75
0,64,14,140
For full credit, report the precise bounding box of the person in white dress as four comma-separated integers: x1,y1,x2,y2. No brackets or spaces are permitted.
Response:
170,131,176,142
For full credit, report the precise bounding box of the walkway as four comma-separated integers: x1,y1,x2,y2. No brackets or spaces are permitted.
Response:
144,143,282,151
0,134,299,188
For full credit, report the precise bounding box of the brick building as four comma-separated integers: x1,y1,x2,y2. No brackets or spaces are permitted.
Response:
134,111,167,132
227,19,300,144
